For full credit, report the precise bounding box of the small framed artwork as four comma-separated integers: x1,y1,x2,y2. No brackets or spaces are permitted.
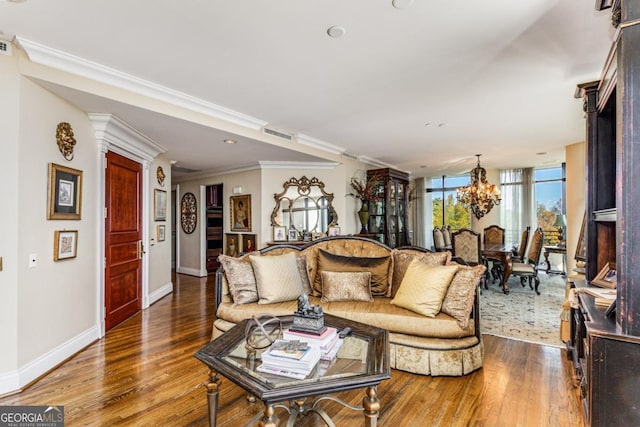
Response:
53,230,78,261
225,233,239,257
288,229,298,242
242,234,257,253
273,226,287,242
155,189,167,221
157,225,166,242
230,195,251,232
328,226,340,237
592,262,617,289
48,163,83,220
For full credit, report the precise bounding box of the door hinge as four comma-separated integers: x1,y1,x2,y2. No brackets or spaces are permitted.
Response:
104,207,107,218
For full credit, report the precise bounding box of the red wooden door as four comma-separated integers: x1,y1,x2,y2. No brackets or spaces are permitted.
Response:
104,151,142,331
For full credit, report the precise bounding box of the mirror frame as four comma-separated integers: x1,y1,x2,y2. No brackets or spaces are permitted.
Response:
270,176,338,232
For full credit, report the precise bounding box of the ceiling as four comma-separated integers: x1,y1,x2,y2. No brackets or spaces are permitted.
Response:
0,0,614,179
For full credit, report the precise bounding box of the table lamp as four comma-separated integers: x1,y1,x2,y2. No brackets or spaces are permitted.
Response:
553,214,567,247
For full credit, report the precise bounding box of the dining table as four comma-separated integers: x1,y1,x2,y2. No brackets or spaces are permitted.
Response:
482,243,513,294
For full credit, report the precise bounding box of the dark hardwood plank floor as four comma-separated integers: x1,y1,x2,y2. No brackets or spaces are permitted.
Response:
0,273,584,426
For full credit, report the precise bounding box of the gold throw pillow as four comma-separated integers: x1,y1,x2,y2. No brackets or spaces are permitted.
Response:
314,249,391,296
441,264,485,329
391,260,459,317
250,252,304,304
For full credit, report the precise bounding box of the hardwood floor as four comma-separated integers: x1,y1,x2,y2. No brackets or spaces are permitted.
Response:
0,273,584,426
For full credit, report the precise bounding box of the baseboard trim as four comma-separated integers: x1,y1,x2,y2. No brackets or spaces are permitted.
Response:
149,281,173,305
176,266,204,277
0,325,100,396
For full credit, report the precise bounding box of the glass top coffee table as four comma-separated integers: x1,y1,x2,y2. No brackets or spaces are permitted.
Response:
195,313,390,427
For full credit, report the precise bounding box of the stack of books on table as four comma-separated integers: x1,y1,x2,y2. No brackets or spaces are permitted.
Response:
257,340,322,379
283,326,343,362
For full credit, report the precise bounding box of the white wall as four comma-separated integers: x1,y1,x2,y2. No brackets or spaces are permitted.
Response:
148,155,173,301
566,142,586,274
0,45,21,377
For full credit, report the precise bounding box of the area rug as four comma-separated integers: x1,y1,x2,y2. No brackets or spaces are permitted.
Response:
479,271,566,347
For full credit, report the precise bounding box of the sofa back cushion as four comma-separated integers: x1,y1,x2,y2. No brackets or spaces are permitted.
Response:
314,249,391,296
390,249,451,297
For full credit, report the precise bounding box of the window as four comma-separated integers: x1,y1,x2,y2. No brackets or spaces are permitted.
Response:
428,176,471,231
534,166,565,245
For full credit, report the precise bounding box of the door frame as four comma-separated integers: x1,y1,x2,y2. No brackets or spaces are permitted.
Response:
90,114,166,337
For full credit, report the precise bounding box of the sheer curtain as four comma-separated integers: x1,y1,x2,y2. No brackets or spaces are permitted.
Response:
412,177,427,248
500,168,535,244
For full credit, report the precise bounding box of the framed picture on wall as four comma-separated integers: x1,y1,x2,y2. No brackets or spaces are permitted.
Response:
592,262,617,289
48,163,83,220
230,195,251,232
53,230,78,261
242,234,257,253
225,233,239,257
154,189,167,221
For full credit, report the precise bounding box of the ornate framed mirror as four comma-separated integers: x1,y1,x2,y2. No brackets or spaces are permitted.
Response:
270,176,338,235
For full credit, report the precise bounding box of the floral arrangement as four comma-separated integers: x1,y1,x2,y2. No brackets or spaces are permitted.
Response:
349,172,383,202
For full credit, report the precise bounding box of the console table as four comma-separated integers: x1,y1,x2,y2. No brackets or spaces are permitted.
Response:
544,245,567,275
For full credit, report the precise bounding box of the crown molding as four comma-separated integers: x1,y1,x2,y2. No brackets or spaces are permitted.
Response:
258,161,340,169
89,113,165,163
357,155,402,171
17,37,267,131
296,133,345,155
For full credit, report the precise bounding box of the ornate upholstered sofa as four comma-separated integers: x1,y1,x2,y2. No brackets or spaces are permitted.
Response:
212,236,485,376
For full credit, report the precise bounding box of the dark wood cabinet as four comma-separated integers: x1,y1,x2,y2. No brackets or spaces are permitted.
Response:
366,168,410,248
206,184,223,273
570,2,640,425
568,280,640,426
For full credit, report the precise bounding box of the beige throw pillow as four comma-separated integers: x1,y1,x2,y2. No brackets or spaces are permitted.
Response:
250,252,304,304
391,260,459,317
441,264,485,329
297,255,313,295
321,271,373,303
218,254,258,305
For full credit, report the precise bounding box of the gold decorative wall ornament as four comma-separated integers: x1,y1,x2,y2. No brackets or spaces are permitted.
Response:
156,166,166,186
56,122,76,161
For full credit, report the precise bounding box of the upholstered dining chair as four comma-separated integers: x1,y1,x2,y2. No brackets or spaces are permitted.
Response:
433,227,446,251
483,225,506,283
511,226,531,263
510,227,544,295
442,225,452,248
452,228,486,290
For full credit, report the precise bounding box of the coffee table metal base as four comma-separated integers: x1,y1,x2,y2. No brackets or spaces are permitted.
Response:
205,370,380,427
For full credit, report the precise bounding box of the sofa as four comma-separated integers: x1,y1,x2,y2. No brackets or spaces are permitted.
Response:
212,236,485,376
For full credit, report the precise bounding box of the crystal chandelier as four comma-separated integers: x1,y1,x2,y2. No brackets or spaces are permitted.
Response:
456,155,501,220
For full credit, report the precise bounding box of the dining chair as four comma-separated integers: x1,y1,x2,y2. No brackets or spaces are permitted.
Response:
510,227,544,294
433,227,446,251
442,225,452,248
483,225,506,283
511,226,531,263
452,228,487,290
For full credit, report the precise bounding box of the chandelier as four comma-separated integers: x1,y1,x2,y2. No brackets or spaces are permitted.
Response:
456,154,501,220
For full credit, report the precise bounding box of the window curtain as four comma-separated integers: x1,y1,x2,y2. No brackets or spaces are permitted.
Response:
412,177,427,248
500,168,534,244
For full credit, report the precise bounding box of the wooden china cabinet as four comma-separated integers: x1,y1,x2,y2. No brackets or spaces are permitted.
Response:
366,168,411,248
568,2,640,425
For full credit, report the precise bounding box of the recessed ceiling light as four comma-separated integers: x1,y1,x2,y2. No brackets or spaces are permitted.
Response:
327,26,346,38
424,123,432,127
536,151,548,155
392,0,414,9
438,123,445,127
223,139,237,145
